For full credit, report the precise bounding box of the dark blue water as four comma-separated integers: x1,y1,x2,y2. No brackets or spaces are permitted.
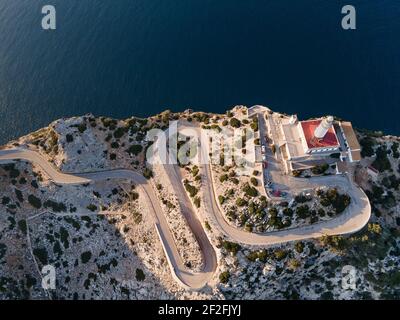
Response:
0,0,399,143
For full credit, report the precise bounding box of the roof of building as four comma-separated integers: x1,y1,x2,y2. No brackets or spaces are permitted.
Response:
281,122,306,158
300,120,340,149
350,150,361,161
340,121,361,151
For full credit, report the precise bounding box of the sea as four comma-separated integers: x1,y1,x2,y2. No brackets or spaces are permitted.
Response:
0,0,399,144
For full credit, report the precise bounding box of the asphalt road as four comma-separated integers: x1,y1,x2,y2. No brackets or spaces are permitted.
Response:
0,126,371,290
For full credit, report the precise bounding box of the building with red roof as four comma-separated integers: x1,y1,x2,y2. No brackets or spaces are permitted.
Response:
299,119,340,154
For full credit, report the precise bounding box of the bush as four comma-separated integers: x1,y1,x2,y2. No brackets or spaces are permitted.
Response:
194,197,201,208
143,168,153,179
66,134,73,143
184,182,198,198
391,142,400,158
360,136,375,157
132,211,142,224
296,205,310,219
250,121,258,131
222,241,241,255
44,200,67,213
283,207,293,217
87,204,97,212
9,168,20,179
14,189,24,202
229,118,241,128
242,183,258,197
33,248,48,265
81,251,92,263
250,177,258,186
247,249,268,262
320,235,347,251
295,241,305,253
28,195,42,209
236,198,247,207
295,194,311,203
111,141,119,149
113,127,126,139
136,268,146,281
274,249,287,261
371,146,392,172
219,271,230,284
218,195,225,205
219,174,228,183
191,166,199,177
18,219,27,235
77,123,87,133
126,144,143,156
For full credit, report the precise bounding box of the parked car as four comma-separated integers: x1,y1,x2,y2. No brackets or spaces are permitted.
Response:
261,145,266,153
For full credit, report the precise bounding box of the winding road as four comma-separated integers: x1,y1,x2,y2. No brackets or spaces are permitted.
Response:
0,125,371,290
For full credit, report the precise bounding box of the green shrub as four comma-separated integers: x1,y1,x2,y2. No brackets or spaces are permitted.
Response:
296,205,310,219
44,200,67,212
33,248,48,265
143,168,153,179
113,127,126,139
66,134,73,143
283,207,293,217
250,177,258,186
81,251,92,263
78,123,87,133
295,241,305,253
18,219,27,235
274,249,287,261
360,136,375,157
184,182,198,198
222,241,241,255
28,195,42,209
14,189,24,202
111,141,119,149
136,268,145,281
194,197,201,208
236,198,247,207
371,146,392,172
250,121,258,131
132,211,142,224
87,204,97,212
219,271,230,284
126,144,143,155
229,118,241,128
242,183,258,197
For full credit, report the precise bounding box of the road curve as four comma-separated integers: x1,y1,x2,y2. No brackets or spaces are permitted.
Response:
0,148,214,290
0,138,371,290
179,124,371,246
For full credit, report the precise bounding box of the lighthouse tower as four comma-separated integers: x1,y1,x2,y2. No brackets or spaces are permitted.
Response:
314,116,334,140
